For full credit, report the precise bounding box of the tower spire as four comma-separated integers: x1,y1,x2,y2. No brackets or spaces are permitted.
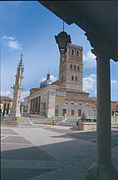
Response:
21,54,23,60
10,55,24,118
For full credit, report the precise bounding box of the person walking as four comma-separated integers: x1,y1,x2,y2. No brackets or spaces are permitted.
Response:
76,119,80,130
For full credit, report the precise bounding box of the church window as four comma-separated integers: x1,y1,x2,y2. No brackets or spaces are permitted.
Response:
72,49,74,55
112,111,114,116
70,64,72,69
77,51,79,56
78,101,82,105
74,65,76,70
77,66,80,71
72,76,74,81
55,109,58,116
64,99,68,104
62,109,66,116
71,100,74,104
78,109,81,116
75,76,77,81
71,110,74,116
86,102,89,105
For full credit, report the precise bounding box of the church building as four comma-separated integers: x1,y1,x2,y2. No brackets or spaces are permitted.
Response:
24,43,97,120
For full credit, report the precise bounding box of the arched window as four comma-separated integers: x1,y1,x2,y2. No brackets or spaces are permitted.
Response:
70,64,72,69
72,76,74,81
75,76,77,81
72,49,74,55
77,66,79,71
71,100,74,105
71,110,74,116
74,65,76,70
78,109,81,116
77,51,79,56
64,99,68,104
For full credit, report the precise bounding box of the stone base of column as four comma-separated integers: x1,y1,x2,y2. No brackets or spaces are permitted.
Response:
86,161,118,180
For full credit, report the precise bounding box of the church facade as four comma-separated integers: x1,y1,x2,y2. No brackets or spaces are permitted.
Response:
24,43,97,120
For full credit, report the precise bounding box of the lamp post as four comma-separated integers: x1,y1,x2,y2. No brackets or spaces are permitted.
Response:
55,29,71,54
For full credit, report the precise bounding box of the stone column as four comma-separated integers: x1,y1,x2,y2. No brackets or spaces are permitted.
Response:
97,58,111,167
21,105,24,113
35,98,37,113
86,57,117,179
34,98,36,113
33,99,35,112
36,98,38,113
47,90,56,118
27,101,30,113
37,97,40,113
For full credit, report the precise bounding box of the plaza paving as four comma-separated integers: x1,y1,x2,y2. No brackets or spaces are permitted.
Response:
1,124,118,180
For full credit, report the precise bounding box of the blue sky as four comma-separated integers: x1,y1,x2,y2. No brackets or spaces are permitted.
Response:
0,1,118,101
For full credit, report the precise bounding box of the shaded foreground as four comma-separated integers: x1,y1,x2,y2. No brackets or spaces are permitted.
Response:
1,125,118,180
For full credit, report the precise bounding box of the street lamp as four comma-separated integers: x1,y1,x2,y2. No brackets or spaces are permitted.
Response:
55,28,71,54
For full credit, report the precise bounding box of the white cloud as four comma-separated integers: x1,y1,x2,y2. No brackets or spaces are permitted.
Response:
0,89,30,101
8,40,21,50
111,80,118,101
83,73,96,96
2,35,22,50
111,80,117,84
83,76,118,99
0,90,12,97
83,51,96,68
40,77,46,82
2,35,15,41
50,75,57,82
21,91,30,101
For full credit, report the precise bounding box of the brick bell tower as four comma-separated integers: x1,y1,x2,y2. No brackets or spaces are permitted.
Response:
59,43,83,91
10,55,24,117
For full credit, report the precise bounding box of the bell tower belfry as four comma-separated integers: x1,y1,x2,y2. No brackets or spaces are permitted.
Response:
10,55,24,117
59,43,83,91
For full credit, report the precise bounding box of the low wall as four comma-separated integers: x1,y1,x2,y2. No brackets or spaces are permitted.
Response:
73,122,96,131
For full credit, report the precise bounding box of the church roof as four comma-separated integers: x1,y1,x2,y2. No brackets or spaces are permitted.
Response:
40,73,53,88
0,96,12,103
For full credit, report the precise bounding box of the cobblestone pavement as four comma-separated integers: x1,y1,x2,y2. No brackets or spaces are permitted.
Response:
1,125,118,180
